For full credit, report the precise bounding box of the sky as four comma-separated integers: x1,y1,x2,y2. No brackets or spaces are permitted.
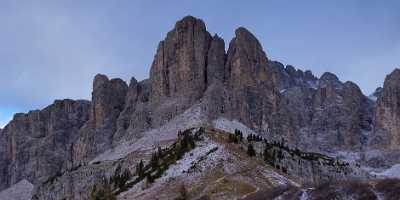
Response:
0,0,399,128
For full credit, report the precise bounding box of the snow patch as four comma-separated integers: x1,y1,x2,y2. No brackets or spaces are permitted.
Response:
368,94,378,101
91,104,206,163
307,80,318,90
260,168,300,187
161,139,218,180
330,151,361,164
212,117,256,137
0,179,33,200
118,138,226,199
300,188,313,200
371,164,400,178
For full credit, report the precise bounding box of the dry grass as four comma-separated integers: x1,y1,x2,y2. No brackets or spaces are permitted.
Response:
311,180,377,200
375,178,400,200
240,185,299,200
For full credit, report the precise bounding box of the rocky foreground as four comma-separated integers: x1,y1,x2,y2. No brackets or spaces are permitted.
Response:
1,16,400,199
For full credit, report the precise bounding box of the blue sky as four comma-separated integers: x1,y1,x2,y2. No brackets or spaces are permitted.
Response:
1,0,399,128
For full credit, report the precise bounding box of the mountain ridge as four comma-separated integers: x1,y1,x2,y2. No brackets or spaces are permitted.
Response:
1,15,399,200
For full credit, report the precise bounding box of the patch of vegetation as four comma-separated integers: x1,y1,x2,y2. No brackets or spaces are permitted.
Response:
108,127,205,195
90,179,116,200
43,171,62,185
223,128,353,176
110,164,132,191
246,133,262,142
247,143,256,157
228,129,243,143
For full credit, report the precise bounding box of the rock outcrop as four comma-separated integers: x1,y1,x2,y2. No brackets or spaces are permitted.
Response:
206,34,225,85
372,69,400,149
225,27,270,88
0,16,398,199
0,99,90,190
73,75,128,165
150,16,212,103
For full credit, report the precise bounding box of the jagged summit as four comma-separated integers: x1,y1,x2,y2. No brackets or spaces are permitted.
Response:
0,16,399,200
320,71,339,82
384,68,400,84
373,68,400,150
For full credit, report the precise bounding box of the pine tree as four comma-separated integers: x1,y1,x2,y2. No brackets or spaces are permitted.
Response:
146,174,154,184
247,143,256,157
150,152,160,169
136,160,144,178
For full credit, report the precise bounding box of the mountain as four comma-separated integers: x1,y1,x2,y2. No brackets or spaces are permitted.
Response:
1,16,399,200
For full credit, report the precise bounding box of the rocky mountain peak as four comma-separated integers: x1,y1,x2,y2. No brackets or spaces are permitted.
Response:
373,68,400,149
128,77,138,88
175,15,207,33
150,16,212,103
369,87,383,101
1,16,400,199
384,68,400,86
320,72,339,82
93,74,109,90
91,74,128,127
225,27,269,88
232,27,268,62
207,34,226,85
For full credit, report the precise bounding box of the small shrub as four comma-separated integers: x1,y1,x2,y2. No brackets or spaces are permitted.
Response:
247,143,256,157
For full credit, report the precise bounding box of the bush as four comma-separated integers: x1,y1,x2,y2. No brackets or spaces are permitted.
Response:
247,143,256,157
90,181,116,200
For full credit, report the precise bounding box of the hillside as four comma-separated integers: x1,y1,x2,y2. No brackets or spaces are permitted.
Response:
1,16,400,200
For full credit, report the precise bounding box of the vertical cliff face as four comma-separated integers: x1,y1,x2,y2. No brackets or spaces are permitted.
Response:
372,69,400,149
1,16,399,196
0,100,90,190
222,27,281,131
206,34,226,85
150,16,212,103
225,27,270,89
113,78,152,142
304,74,373,150
73,75,127,166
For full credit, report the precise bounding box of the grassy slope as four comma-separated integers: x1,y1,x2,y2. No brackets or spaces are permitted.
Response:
117,128,300,200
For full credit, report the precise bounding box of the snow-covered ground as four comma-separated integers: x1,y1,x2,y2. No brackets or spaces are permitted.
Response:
330,151,361,164
371,164,400,178
91,104,206,163
0,179,33,200
160,139,219,180
212,117,256,137
260,167,300,187
118,138,226,199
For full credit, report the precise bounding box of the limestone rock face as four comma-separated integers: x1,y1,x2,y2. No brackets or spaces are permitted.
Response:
306,76,373,151
373,69,400,149
92,74,128,128
218,28,297,144
73,74,128,165
0,99,90,190
369,87,383,101
206,34,226,85
113,78,153,142
150,16,212,103
2,16,400,198
225,27,270,89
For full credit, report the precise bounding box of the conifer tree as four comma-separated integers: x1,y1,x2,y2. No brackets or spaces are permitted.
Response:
247,143,256,157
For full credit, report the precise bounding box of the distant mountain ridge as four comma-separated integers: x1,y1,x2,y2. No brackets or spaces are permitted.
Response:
1,16,399,199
